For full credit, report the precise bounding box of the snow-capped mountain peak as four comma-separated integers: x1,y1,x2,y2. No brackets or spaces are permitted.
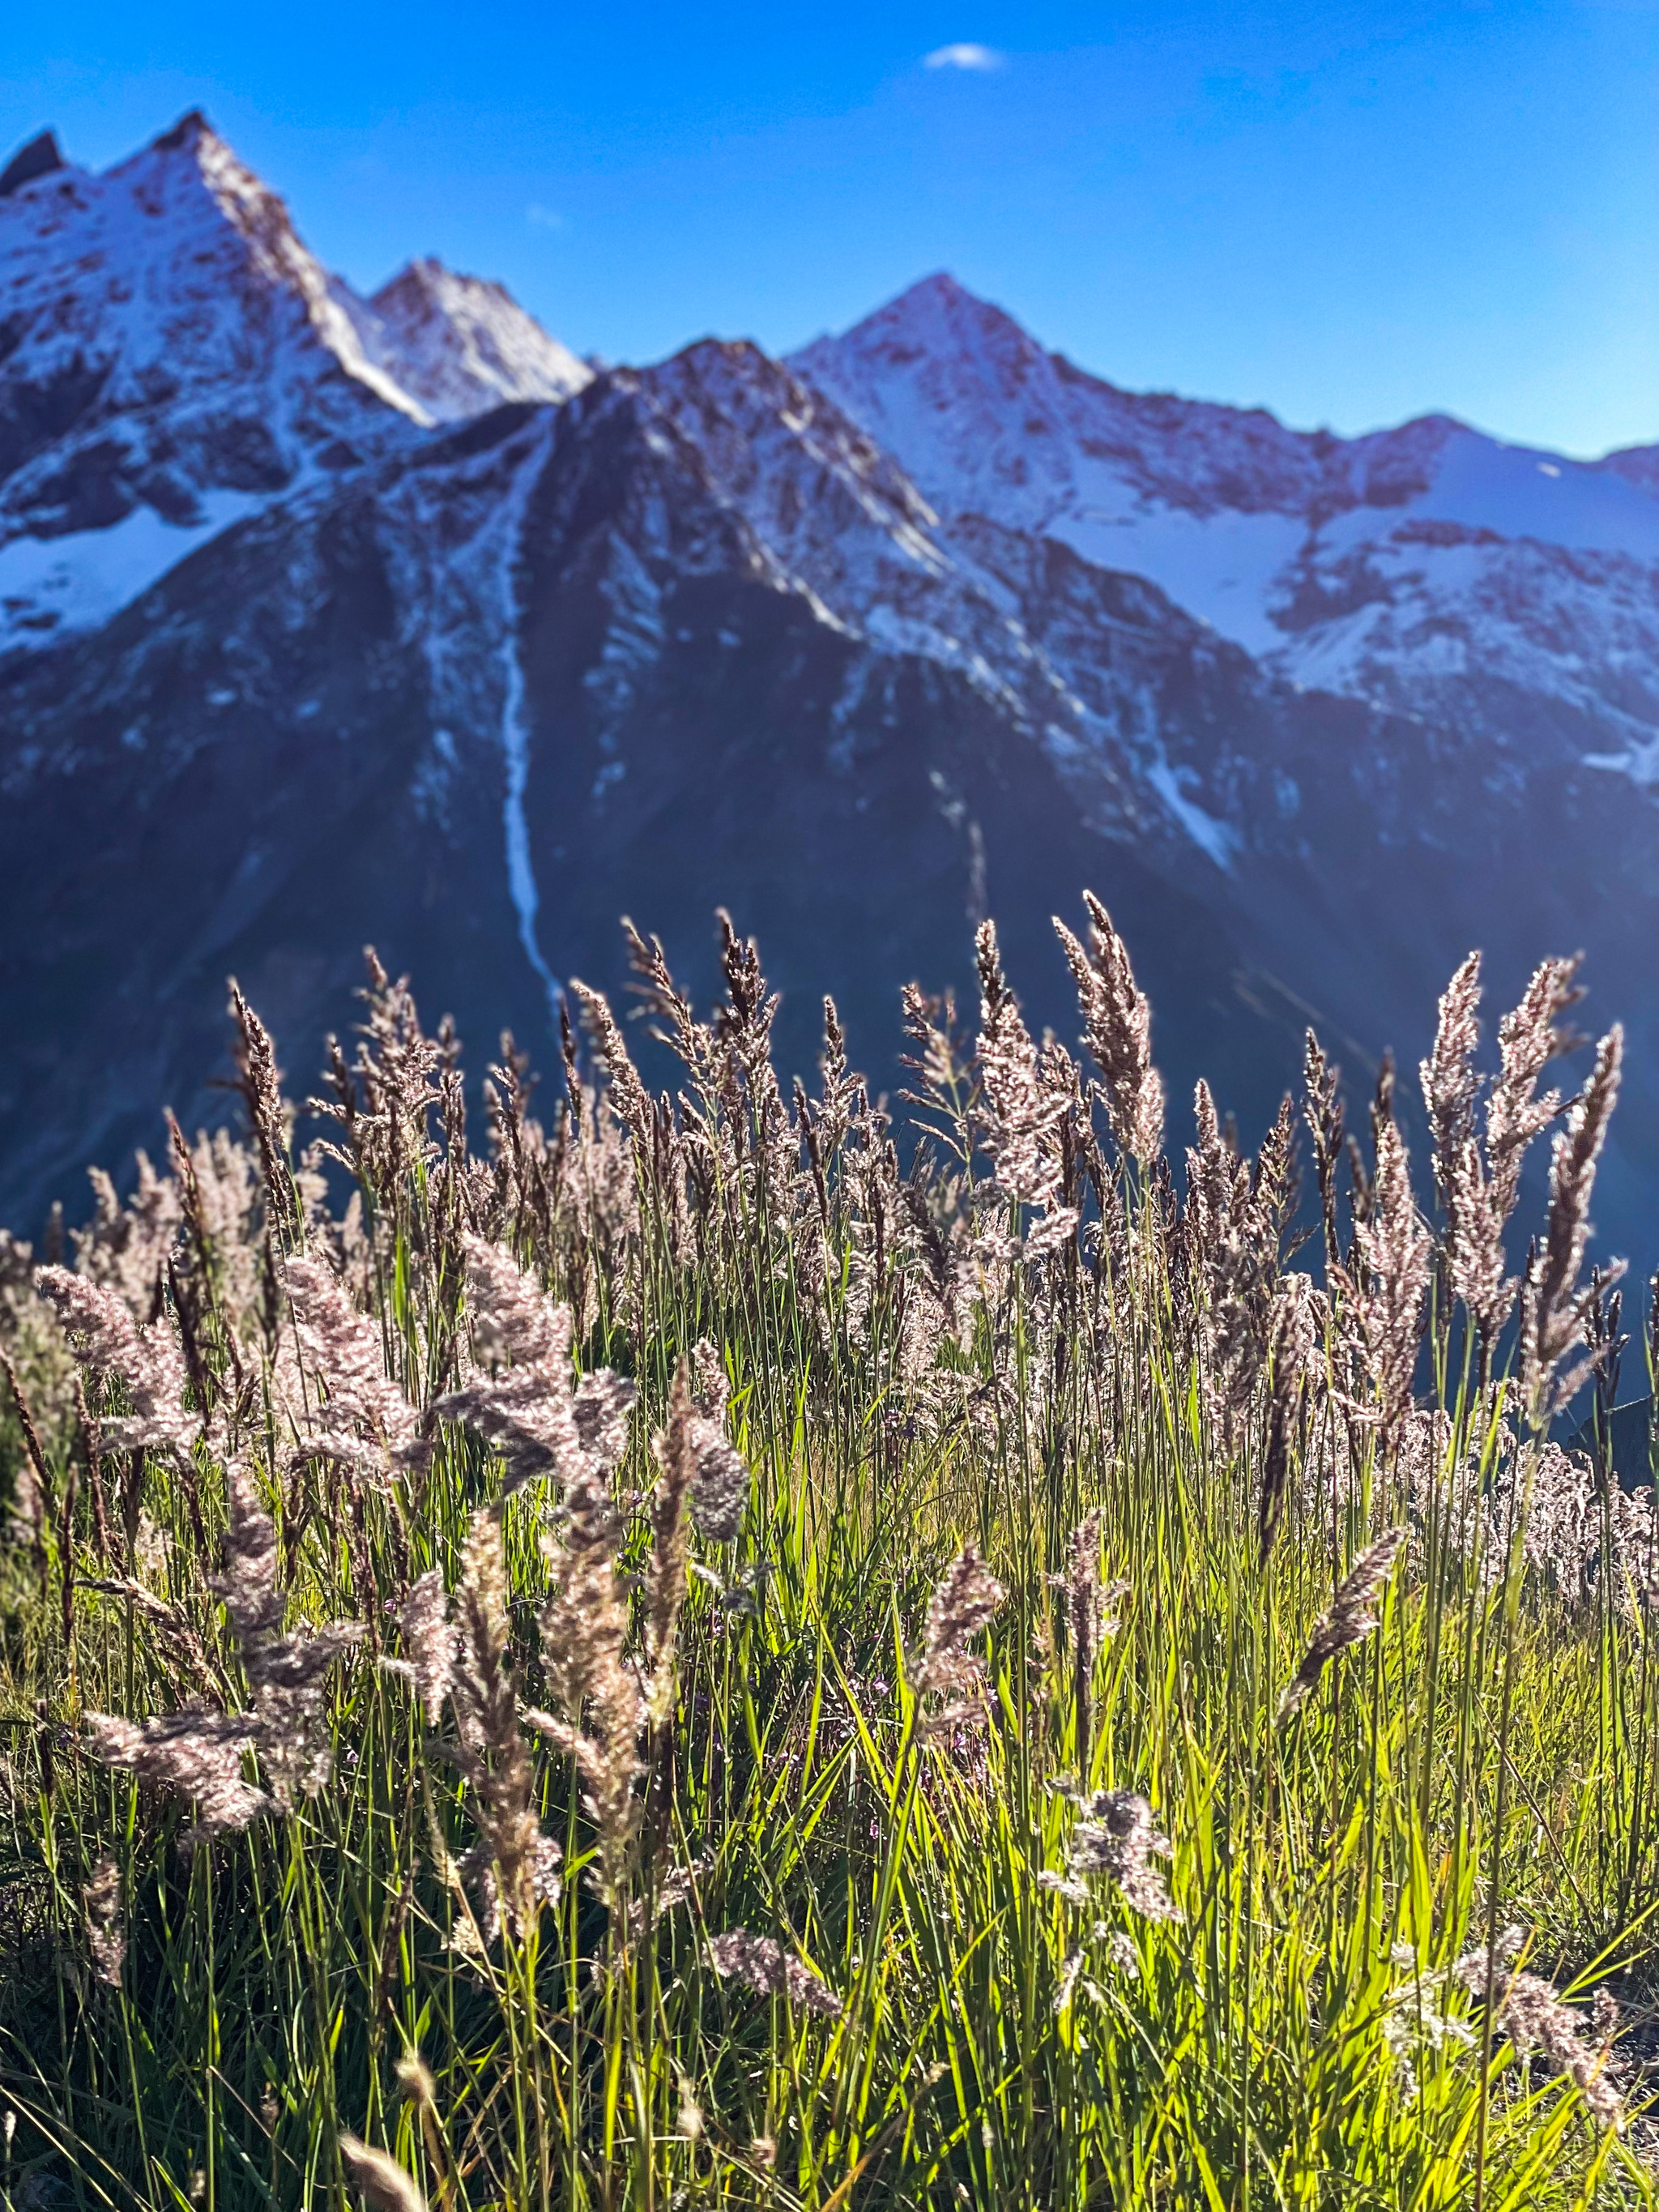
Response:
0,109,424,520
791,275,1659,769
0,116,593,657
338,257,593,423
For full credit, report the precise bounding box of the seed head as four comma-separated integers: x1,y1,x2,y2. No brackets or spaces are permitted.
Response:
83,1856,126,1987
386,1570,454,1727
1451,1944,1622,2132
975,920,1064,1208
913,1544,1005,1736
1522,1026,1623,1425
709,1929,842,2017
1278,1528,1405,1722
338,2133,426,2212
1332,1118,1430,1459
34,1268,200,1463
83,1705,269,1838
1060,1789,1180,1923
1053,893,1163,1164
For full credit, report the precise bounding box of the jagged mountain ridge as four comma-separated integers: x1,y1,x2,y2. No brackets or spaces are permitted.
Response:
0,115,1653,1272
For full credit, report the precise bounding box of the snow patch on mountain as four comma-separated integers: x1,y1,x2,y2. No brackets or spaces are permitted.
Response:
495,438,565,1023
1051,506,1306,656
1142,745,1241,870
0,490,261,655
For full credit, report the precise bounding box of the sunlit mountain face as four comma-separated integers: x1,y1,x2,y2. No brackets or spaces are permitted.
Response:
2,117,1653,1272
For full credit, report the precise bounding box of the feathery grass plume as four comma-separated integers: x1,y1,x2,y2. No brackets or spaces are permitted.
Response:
83,1704,268,1837
34,1268,200,1463
623,918,719,1102
1252,1093,1299,1245
73,1151,182,1319
817,993,864,1164
309,952,444,1212
1451,1947,1622,2132
714,907,781,1086
1521,1025,1623,1426
1185,1079,1245,1266
525,1465,645,1906
680,1347,750,1544
974,920,1064,1209
690,1339,727,1421
1185,1083,1288,1450
1493,1438,1595,1595
1052,891,1164,1164
431,1233,633,1497
1427,974,1499,1339
705,910,796,1211
1486,955,1583,1227
338,2133,427,2212
1277,1527,1405,1722
574,1369,638,1476
1444,1134,1509,1352
1421,952,1483,1218
482,1031,541,1229
1302,1029,1346,1271
912,1544,1006,1738
443,1513,558,1943
1053,1789,1181,1924
83,1857,125,1988
213,1459,365,1808
1431,955,1583,1345
396,2052,437,2111
901,982,974,1150
708,1930,842,2017
283,1258,421,1471
228,980,302,1248
383,1570,453,1725
1332,1117,1431,1458
646,1365,700,1724
75,1569,227,1702
166,1123,266,1339
569,978,655,1148
1064,1512,1102,1655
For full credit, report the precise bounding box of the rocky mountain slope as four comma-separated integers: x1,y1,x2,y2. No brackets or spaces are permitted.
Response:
1,117,1653,1268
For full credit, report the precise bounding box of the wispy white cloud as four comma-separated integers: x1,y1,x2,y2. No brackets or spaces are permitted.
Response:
526,203,566,232
923,41,1004,70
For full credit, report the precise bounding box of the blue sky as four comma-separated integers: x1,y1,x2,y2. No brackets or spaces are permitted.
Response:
5,1,1654,457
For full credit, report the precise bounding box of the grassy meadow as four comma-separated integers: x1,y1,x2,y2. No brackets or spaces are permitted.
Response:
0,900,1652,2210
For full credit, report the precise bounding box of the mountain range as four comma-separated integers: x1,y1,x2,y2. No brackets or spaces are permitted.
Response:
2,113,1653,1267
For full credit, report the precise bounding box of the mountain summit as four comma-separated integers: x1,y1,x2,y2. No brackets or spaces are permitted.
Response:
336,258,592,422
0,131,1653,1271
793,275,1659,780
0,116,585,651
